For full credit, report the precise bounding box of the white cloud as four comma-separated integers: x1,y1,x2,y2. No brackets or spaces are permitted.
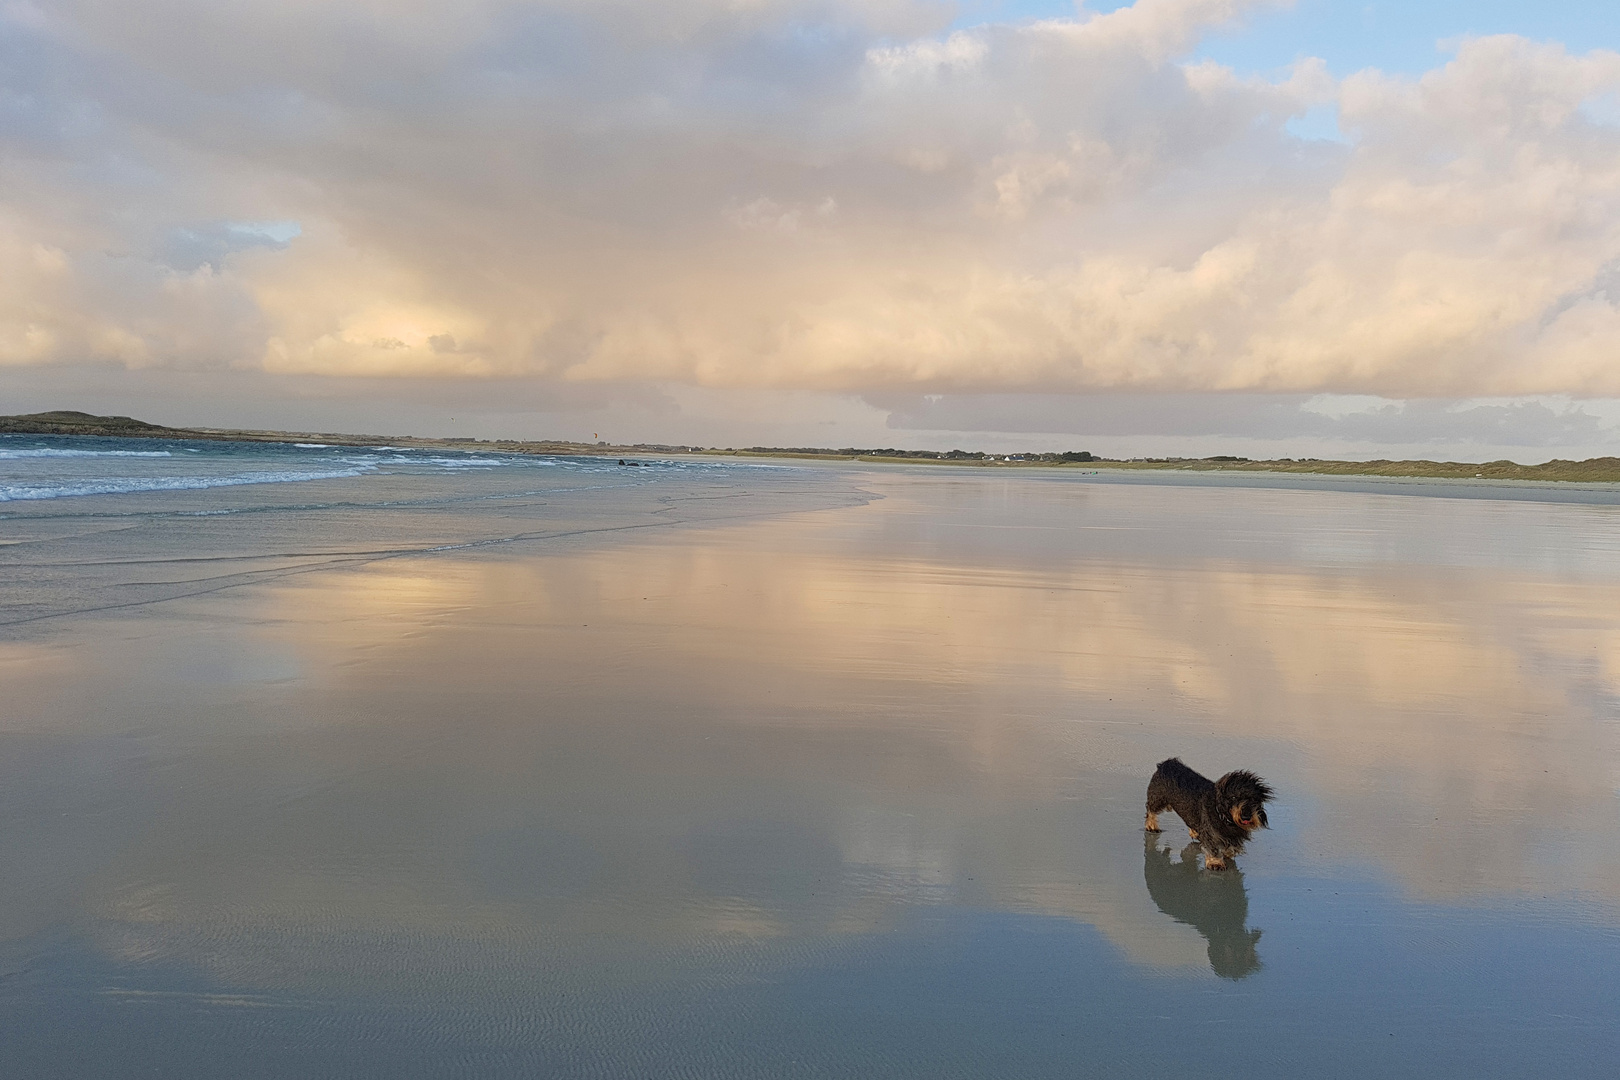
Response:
1,0,1619,421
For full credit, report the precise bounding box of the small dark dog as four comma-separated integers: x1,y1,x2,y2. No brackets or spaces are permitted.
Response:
1144,758,1273,870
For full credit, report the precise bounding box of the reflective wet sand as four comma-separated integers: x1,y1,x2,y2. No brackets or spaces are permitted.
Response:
3,465,1618,1077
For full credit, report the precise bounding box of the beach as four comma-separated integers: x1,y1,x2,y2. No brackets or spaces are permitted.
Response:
3,436,1619,1077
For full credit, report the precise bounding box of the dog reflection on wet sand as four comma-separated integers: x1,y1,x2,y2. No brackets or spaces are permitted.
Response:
1143,835,1263,979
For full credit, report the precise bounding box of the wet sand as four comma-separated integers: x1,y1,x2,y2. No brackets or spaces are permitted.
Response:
2,462,1618,1077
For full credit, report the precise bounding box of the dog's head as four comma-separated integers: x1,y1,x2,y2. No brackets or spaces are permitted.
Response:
1216,770,1274,831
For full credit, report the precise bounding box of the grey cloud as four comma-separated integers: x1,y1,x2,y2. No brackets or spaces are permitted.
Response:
1,361,683,429
161,222,299,272
1540,257,1620,328
873,392,1325,437
1330,400,1612,446
874,393,1619,447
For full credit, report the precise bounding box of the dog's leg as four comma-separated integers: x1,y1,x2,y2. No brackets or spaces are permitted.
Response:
1144,770,1175,834
1201,838,1232,870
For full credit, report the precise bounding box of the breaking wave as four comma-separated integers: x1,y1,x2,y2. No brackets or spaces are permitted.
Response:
0,466,373,502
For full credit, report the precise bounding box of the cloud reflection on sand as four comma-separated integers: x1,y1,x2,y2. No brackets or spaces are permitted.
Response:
4,475,1620,995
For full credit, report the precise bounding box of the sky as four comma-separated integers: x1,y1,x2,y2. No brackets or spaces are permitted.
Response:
2,0,1619,459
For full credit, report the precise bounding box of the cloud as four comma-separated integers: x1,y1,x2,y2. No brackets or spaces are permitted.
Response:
2,1,1620,408
875,391,1620,446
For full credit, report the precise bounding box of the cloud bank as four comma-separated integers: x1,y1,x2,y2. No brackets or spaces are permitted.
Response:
3,0,1620,436
875,390,1620,446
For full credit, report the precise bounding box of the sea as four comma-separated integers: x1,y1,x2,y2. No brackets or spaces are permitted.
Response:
2,433,1618,1078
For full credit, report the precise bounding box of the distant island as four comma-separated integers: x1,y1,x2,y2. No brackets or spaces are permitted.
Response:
5,410,1620,483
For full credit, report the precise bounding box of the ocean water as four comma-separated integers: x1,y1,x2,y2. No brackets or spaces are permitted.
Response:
2,437,1619,1078
0,434,827,628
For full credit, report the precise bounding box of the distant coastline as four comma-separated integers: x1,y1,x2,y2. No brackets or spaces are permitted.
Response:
6,410,1620,484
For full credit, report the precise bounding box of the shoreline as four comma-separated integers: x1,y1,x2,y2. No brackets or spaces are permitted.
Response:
6,409,1620,484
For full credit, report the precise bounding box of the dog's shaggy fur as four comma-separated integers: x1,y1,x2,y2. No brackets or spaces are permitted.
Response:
1144,758,1273,870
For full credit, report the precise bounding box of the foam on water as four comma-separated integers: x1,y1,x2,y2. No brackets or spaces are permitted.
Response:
404,456,510,467
0,447,173,459
0,467,376,502
0,435,561,503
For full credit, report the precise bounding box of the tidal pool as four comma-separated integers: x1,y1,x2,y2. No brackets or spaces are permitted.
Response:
2,458,1617,1077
